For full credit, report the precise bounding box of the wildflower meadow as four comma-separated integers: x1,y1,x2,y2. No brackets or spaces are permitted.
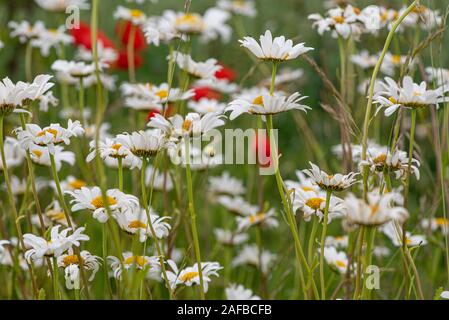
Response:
1,0,449,302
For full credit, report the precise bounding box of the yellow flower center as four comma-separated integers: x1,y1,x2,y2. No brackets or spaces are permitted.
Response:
124,255,146,267
301,186,314,192
336,260,346,268
405,238,412,245
130,9,144,18
353,7,361,15
182,119,193,132
435,218,449,226
128,220,147,229
91,196,117,209
37,128,58,138
373,154,387,164
389,97,398,104
252,95,264,106
333,16,345,24
369,204,379,216
112,143,122,151
391,55,401,64
180,271,199,282
249,213,266,224
31,149,43,158
175,14,202,26
69,179,86,189
155,90,169,99
62,255,80,267
306,197,325,210
47,210,66,221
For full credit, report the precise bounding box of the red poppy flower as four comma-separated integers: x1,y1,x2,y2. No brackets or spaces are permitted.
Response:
115,51,144,70
253,133,275,168
116,21,147,51
192,87,222,102
69,21,115,50
145,105,174,123
215,64,237,82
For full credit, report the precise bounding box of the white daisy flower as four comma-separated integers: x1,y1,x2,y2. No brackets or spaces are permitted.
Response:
309,5,366,40
29,145,75,170
381,221,427,247
23,225,89,262
166,260,222,293
116,130,167,158
421,217,449,235
285,170,319,193
350,50,378,70
0,137,25,170
217,0,257,17
57,249,101,289
441,291,449,300
8,21,46,43
148,112,226,139
172,51,222,80
325,235,348,248
194,78,239,94
359,146,420,180
239,30,313,62
44,200,75,227
208,171,245,196
236,208,279,232
114,6,147,25
108,252,161,280
144,11,182,46
374,76,449,116
381,53,413,76
345,192,408,227
14,120,84,154
86,137,141,170
30,26,73,57
216,195,258,216
302,162,358,192
188,98,226,115
322,246,350,274
214,229,248,246
226,92,310,120
114,208,171,242
52,60,97,78
66,186,140,223
0,77,43,116
35,0,89,12
226,284,261,300
291,188,346,223
76,43,118,66
232,244,275,274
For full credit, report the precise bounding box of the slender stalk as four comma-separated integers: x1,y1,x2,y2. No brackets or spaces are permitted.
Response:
78,77,86,128
319,190,332,300
307,216,319,266
362,226,376,299
0,116,39,298
53,257,60,300
353,226,365,299
141,157,174,299
361,0,418,199
184,141,205,300
25,42,33,82
127,24,137,83
117,158,123,191
266,114,317,299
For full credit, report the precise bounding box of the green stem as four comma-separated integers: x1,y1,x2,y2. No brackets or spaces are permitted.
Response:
361,0,418,199
184,141,206,300
0,116,39,298
78,77,85,128
25,42,33,82
319,190,332,300
265,114,317,300
127,24,137,83
353,226,365,299
118,158,123,191
141,157,174,299
362,226,376,299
